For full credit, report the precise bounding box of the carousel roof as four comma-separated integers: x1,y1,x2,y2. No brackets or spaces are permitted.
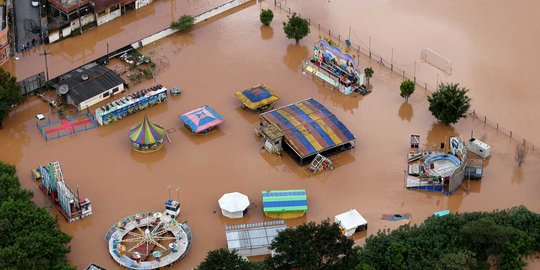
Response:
235,84,280,110
128,115,166,145
179,105,224,133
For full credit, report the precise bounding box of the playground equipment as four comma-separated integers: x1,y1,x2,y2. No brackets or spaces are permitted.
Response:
302,40,367,95
179,105,224,135
95,84,168,126
31,161,92,222
308,153,334,174
235,84,280,112
104,200,191,269
129,115,166,153
36,113,98,141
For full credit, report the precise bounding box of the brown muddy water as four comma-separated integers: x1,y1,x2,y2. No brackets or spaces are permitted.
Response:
1,2,540,269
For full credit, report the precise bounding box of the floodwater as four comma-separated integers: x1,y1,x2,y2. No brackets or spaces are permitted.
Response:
1,1,540,269
279,0,540,147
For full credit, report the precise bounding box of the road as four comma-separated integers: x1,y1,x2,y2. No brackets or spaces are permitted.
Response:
13,0,42,52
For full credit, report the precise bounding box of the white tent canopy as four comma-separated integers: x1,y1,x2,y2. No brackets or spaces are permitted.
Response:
219,192,250,219
335,209,367,236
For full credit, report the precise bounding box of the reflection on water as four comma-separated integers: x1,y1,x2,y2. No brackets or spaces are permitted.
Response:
426,121,457,148
398,102,413,121
283,44,309,72
260,25,274,40
130,146,167,170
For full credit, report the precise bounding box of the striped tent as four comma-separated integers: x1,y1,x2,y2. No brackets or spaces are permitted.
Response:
262,189,307,219
179,105,224,134
235,84,280,111
128,115,166,152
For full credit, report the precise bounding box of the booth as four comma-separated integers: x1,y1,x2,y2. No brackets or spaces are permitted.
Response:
262,189,307,219
467,138,491,159
179,105,224,135
235,84,280,112
218,192,250,219
335,209,368,236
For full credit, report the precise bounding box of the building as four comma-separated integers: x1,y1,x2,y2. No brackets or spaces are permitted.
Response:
56,62,126,110
225,220,287,257
0,0,10,65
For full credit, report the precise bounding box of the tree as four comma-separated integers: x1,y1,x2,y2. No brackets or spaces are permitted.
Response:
171,15,195,32
195,249,252,270
427,83,471,125
260,9,274,26
265,219,360,270
400,79,415,101
282,13,310,44
0,68,24,129
515,143,528,167
364,67,373,86
0,162,74,270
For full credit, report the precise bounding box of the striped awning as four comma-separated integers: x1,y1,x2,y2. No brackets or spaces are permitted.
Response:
179,105,224,133
128,115,165,145
235,84,280,110
260,98,356,158
262,189,307,213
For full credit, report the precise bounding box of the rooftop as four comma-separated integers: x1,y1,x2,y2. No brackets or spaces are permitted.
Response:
225,220,287,254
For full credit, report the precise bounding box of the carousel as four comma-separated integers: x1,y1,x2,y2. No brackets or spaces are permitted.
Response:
129,115,166,153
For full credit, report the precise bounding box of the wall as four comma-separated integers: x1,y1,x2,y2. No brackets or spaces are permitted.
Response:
78,83,125,110
97,9,121,26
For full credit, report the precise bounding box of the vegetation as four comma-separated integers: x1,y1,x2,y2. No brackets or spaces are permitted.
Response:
265,219,360,269
364,67,374,85
515,143,528,167
260,9,274,26
195,249,252,270
171,15,195,32
0,162,74,270
282,13,310,43
0,68,24,129
358,206,540,270
400,79,415,101
427,82,471,125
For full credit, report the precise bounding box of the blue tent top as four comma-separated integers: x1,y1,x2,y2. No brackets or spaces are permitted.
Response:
179,105,224,133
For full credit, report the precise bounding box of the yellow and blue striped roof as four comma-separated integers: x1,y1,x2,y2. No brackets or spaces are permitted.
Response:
235,84,280,110
128,115,166,145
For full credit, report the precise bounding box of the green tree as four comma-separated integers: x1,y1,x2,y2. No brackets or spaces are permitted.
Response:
195,249,252,270
363,67,373,86
260,9,274,26
0,68,24,129
0,162,74,270
427,83,471,125
265,219,360,270
399,79,415,101
171,15,195,32
282,13,310,44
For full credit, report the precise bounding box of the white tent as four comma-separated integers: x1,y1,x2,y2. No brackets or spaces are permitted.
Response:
218,192,250,219
335,209,368,237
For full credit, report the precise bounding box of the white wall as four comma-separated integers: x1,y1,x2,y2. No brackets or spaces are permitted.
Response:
77,84,125,110
97,9,121,26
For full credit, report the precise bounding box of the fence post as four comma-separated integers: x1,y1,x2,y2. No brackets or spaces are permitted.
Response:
484,116,486,123
471,130,473,139
328,29,330,37
424,83,427,91
391,48,393,71
510,131,512,138
402,70,405,77
523,139,526,145
318,23,320,31
414,61,417,83
288,7,290,13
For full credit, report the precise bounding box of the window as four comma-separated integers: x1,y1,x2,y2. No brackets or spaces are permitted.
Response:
112,87,119,94
102,92,110,98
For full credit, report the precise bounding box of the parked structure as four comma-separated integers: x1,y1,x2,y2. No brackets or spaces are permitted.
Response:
56,62,126,110
225,220,287,257
467,138,491,159
262,189,307,219
335,209,368,237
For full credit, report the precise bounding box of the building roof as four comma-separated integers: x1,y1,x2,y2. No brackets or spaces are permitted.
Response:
262,189,307,213
48,0,91,13
335,209,367,230
234,84,280,110
225,220,287,252
179,105,224,133
128,115,166,145
56,63,125,106
93,0,135,13
85,263,106,270
260,98,356,158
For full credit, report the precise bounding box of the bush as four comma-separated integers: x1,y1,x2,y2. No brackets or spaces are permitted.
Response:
364,67,374,85
427,82,471,125
400,79,415,101
260,9,274,26
171,15,195,32
282,13,310,43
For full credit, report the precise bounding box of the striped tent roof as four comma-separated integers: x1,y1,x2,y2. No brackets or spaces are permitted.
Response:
262,189,307,213
128,115,166,145
260,98,356,158
179,105,224,133
234,84,280,110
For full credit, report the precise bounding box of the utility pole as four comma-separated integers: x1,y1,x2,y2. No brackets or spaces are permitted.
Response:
39,49,51,81
77,0,83,34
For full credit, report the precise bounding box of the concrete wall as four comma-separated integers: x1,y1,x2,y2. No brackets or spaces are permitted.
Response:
78,83,125,110
97,9,121,26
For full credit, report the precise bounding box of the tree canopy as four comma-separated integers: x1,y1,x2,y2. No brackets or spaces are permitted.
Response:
399,79,415,101
364,67,374,85
427,82,471,125
195,249,252,270
282,13,310,43
260,9,274,26
0,162,74,270
0,68,23,129
171,15,195,32
265,219,360,270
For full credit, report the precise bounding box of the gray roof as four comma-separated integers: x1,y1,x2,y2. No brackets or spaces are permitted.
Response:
56,63,125,105
225,220,287,252
85,263,106,270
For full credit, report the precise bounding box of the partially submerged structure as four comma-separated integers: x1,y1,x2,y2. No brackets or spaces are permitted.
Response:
467,138,491,159
225,220,287,257
262,189,307,219
56,63,126,110
31,161,92,223
259,98,356,165
179,105,224,135
128,115,166,153
235,84,280,112
335,209,368,237
218,192,250,219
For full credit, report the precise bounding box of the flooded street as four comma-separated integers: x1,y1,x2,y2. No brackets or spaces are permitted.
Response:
1,1,540,269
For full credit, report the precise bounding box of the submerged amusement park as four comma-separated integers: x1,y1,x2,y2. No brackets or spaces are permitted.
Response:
0,0,540,269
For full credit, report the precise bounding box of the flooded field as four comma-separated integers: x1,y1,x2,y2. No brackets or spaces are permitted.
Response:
1,1,539,269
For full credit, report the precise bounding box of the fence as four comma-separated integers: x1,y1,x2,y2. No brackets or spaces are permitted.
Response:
18,71,45,95
273,1,538,156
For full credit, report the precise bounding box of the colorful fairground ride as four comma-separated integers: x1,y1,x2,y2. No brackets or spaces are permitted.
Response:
406,135,483,195
105,200,192,269
302,39,369,95
31,161,92,223
129,115,167,153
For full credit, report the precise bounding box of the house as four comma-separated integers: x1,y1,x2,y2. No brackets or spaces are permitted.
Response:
56,62,126,110
0,1,9,65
